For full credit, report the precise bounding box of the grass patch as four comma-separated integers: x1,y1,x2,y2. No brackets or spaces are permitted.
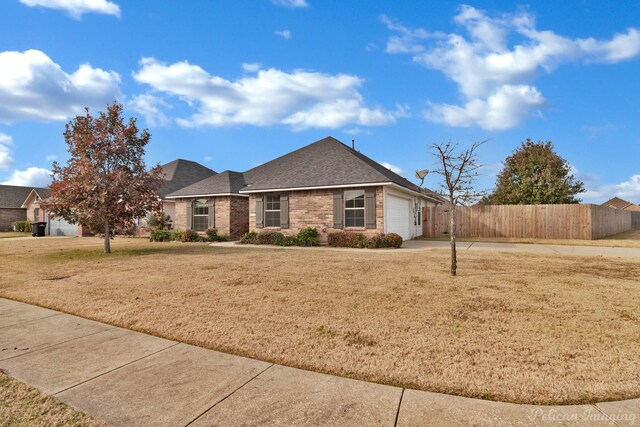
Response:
1,237,639,405
0,232,30,239
421,229,640,248
0,370,105,426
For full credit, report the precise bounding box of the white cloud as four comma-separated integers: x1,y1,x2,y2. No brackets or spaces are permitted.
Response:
582,174,640,203
133,58,398,130
381,161,404,176
271,0,308,8
380,15,443,54
384,5,640,130
203,156,213,162
582,122,617,139
0,133,14,171
128,94,169,127
45,154,58,162
2,167,51,187
19,0,120,19
424,85,545,130
275,30,292,39
242,62,262,73
0,49,121,123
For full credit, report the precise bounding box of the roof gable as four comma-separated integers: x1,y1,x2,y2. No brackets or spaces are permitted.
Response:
241,136,424,193
166,171,246,197
0,185,50,209
602,197,637,210
159,159,217,198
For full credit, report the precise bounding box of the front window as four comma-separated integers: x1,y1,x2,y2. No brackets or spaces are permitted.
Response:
344,190,365,227
193,199,208,231
265,195,280,227
34,207,40,221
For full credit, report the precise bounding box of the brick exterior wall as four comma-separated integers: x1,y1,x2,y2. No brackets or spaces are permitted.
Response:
229,196,249,239
174,196,249,240
0,208,26,231
248,186,384,243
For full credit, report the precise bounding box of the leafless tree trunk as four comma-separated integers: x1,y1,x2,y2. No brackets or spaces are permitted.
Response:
104,222,111,254
449,203,457,276
431,140,486,277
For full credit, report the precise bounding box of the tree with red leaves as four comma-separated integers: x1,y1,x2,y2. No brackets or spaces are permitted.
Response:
43,102,163,253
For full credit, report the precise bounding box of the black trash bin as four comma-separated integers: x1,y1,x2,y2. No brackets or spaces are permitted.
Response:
32,221,47,237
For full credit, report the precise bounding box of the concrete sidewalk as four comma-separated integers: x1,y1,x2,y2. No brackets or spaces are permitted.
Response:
1,298,637,426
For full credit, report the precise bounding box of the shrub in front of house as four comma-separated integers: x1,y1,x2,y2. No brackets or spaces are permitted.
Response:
150,228,227,243
13,221,33,233
295,227,319,246
180,229,202,242
240,227,319,247
204,228,227,242
149,229,172,242
327,231,403,249
170,230,184,241
240,231,258,244
383,233,403,248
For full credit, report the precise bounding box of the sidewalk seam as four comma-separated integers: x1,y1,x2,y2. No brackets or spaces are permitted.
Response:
53,341,180,396
591,403,623,427
0,326,116,362
393,388,405,427
184,363,275,427
0,313,63,329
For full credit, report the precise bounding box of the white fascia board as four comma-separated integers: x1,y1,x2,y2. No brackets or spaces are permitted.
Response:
239,182,390,194
165,193,250,199
387,183,443,204
20,189,39,208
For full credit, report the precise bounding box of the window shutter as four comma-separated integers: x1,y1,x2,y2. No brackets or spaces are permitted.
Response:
186,201,193,229
280,194,289,229
255,195,264,228
365,188,376,229
207,199,215,229
333,191,343,229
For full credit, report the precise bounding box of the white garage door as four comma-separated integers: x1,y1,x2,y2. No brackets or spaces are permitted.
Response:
386,194,412,240
47,217,77,236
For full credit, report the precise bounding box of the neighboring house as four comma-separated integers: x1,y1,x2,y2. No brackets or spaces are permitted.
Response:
21,188,92,236
168,137,442,241
602,197,640,212
0,185,49,231
158,159,217,225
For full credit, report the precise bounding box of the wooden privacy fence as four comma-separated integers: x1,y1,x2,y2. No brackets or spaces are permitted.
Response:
422,204,633,240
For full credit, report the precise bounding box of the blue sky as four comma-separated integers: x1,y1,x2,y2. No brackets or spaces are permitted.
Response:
1,0,639,203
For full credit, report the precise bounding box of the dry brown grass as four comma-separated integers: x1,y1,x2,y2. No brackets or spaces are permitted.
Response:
1,237,639,405
423,228,640,247
0,371,106,427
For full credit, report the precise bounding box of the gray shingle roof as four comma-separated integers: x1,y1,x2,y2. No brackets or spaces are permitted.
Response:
166,171,246,197
164,137,439,200
241,136,426,193
0,185,50,208
159,159,216,198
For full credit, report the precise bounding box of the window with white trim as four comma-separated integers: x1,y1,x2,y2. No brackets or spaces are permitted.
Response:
193,199,208,231
344,190,365,227
265,195,280,227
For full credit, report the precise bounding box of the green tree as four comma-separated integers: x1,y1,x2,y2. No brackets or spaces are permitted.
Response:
42,102,163,253
485,139,585,205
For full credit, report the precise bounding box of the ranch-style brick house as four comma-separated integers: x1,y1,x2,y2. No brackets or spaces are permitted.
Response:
167,137,443,241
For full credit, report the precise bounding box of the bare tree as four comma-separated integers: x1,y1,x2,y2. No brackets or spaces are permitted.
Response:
431,140,486,276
